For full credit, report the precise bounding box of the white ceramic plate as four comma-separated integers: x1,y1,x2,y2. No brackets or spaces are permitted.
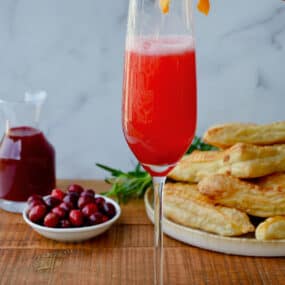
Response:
23,195,121,242
144,188,285,256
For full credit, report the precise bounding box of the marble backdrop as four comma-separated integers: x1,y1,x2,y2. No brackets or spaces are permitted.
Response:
0,0,284,179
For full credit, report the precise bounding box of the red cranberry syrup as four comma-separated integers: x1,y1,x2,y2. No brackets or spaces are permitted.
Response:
0,126,55,201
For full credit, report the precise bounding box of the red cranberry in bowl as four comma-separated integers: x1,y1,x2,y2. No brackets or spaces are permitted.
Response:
44,212,60,228
95,197,106,211
102,202,116,218
102,215,109,223
69,210,84,227
51,189,65,201
78,195,95,209
59,219,72,228
59,202,73,212
70,191,80,200
28,204,47,223
81,189,95,197
89,212,104,225
45,196,61,209
95,197,105,204
27,199,45,213
95,197,106,205
27,194,44,205
52,206,67,219
82,203,98,217
63,193,78,208
67,184,84,194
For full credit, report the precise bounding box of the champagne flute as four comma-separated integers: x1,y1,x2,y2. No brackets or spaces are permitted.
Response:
122,0,197,284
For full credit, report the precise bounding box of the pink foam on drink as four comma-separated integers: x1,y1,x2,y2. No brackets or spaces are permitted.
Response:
126,36,195,55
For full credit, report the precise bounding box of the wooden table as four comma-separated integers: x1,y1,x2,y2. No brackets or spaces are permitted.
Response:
0,180,284,285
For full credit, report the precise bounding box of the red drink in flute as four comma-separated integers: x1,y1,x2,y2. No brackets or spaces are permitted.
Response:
123,36,197,175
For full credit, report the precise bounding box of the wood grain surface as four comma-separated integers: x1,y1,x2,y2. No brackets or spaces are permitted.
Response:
0,180,284,285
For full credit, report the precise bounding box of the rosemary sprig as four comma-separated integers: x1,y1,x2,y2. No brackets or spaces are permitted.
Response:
186,136,217,153
96,163,152,203
96,136,216,203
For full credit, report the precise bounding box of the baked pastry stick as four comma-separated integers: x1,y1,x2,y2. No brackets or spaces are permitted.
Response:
254,172,285,189
168,143,285,183
256,216,285,240
203,122,285,149
163,183,254,236
198,174,285,217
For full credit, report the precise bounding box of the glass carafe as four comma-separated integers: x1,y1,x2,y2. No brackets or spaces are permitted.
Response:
0,91,56,213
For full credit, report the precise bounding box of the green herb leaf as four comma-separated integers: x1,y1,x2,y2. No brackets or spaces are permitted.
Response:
96,163,152,203
186,136,217,154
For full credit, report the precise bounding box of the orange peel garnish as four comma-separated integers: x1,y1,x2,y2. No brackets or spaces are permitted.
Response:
197,0,210,15
159,0,170,14
159,0,210,15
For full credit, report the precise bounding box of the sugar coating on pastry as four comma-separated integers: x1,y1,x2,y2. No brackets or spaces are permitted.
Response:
163,183,254,236
168,143,285,183
198,174,285,217
256,216,285,240
203,121,285,149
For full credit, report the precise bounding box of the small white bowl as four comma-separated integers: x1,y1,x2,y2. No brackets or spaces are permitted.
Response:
23,195,121,242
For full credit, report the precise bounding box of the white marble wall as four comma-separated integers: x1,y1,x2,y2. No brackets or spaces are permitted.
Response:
0,0,284,179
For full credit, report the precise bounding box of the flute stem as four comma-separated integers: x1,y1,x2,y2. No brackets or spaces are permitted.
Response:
153,176,166,285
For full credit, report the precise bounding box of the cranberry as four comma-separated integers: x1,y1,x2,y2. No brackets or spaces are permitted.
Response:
95,196,105,203
52,206,67,219
44,212,60,228
95,197,106,209
95,197,105,203
67,184,84,194
59,219,72,228
70,191,80,199
82,203,98,217
27,199,45,213
102,202,116,218
63,193,78,208
89,212,104,225
28,204,47,223
78,195,95,209
51,189,65,201
45,196,61,208
83,219,93,227
69,210,84,227
59,202,73,212
81,189,95,197
27,194,44,205
95,197,105,211
102,215,109,223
